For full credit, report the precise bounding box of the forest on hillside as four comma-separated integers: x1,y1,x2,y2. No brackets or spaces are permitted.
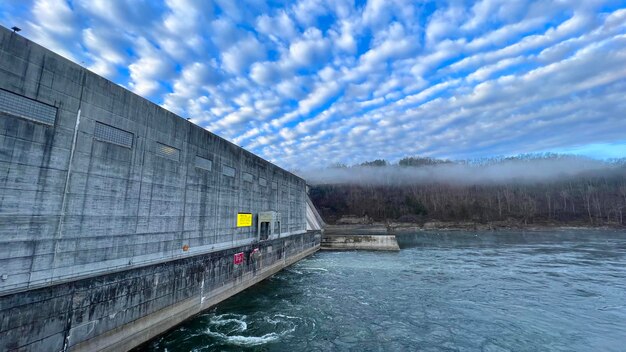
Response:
307,155,626,227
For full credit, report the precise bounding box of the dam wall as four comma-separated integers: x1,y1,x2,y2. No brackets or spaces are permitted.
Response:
1,231,321,351
0,25,319,351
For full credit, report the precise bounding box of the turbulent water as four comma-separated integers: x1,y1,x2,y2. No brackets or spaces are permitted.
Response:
138,230,626,351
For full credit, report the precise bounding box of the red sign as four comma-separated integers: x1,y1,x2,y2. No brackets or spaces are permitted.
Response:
234,252,244,265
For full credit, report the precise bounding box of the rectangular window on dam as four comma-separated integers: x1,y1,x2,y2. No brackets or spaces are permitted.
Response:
195,155,212,171
0,88,57,125
259,177,267,187
242,172,253,183
156,142,180,161
222,165,235,177
94,121,134,148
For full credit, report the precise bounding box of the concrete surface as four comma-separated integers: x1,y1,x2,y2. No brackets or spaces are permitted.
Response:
0,25,320,352
0,231,321,352
321,234,400,251
0,25,307,295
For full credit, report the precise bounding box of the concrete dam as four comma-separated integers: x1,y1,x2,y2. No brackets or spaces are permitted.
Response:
0,26,323,351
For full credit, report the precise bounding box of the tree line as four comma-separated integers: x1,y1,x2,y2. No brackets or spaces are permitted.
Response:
309,155,626,226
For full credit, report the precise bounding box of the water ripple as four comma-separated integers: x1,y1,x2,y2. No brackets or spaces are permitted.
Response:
137,230,626,352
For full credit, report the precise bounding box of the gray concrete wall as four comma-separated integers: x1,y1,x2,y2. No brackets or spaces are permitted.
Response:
0,25,307,296
321,235,400,251
0,231,321,351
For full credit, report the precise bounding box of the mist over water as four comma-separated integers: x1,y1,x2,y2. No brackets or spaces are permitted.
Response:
138,230,626,352
300,158,622,185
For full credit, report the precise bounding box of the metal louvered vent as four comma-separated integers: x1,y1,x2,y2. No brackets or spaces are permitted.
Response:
156,142,180,161
195,156,212,171
0,89,57,125
242,172,253,183
222,165,235,177
94,122,133,148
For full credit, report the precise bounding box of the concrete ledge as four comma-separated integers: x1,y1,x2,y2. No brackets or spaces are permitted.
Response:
71,245,319,352
1,231,311,298
321,235,400,251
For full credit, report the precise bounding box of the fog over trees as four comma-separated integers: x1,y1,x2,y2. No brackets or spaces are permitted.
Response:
306,155,626,227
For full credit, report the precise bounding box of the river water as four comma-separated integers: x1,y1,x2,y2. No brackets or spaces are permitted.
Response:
138,230,626,351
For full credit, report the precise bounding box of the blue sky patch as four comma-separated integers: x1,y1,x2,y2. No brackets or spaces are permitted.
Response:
1,0,625,169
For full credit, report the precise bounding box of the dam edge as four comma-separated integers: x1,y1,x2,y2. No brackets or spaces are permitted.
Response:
0,25,323,351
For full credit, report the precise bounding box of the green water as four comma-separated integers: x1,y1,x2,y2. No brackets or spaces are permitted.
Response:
137,230,626,351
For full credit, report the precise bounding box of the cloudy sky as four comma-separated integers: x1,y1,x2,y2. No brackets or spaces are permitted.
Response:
1,0,626,169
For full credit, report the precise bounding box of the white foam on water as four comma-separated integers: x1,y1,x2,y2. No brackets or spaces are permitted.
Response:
205,313,298,346
274,313,300,320
223,332,281,346
264,313,301,326
264,316,279,325
205,327,292,347
208,314,248,333
301,267,329,272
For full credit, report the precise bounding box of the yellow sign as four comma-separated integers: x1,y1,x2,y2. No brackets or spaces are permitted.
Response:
237,213,253,227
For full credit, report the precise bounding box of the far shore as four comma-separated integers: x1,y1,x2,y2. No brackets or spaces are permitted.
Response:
323,221,626,236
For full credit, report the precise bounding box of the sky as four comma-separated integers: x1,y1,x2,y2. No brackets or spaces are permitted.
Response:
1,0,626,170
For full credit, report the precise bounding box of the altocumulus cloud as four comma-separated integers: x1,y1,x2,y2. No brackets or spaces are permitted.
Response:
2,0,626,170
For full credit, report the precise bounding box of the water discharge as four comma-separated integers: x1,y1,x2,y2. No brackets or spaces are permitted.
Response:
137,230,626,351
